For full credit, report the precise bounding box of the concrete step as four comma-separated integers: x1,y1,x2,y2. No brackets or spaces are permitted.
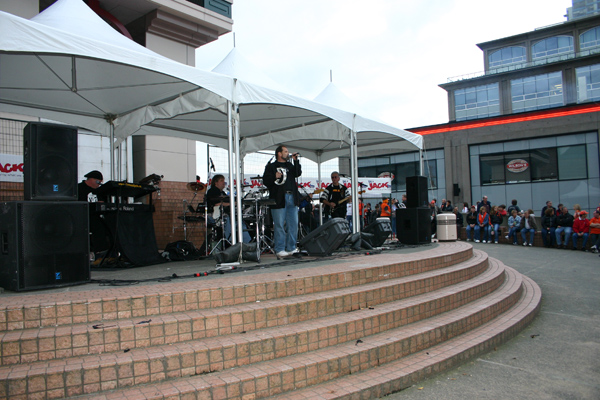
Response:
0,253,496,398
0,244,472,332
2,257,522,400
267,273,541,400
0,251,487,366
66,261,526,400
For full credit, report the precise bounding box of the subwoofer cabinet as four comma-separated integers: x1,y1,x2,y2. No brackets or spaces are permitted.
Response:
0,201,90,291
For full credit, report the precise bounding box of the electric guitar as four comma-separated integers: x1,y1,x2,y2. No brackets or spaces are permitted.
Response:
327,191,365,217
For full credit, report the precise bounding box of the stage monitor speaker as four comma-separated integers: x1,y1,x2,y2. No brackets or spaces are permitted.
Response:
299,218,351,256
363,217,392,247
406,175,428,208
24,122,78,201
0,201,90,292
396,207,431,245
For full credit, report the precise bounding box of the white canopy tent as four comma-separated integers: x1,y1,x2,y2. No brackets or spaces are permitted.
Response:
0,0,423,242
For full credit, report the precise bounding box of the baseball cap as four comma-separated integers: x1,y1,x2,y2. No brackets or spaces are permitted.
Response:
84,170,103,180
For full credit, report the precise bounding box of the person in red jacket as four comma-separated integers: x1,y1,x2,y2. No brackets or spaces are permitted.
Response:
571,210,590,251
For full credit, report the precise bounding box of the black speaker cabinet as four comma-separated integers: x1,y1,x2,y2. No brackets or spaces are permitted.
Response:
299,218,351,256
363,218,392,247
406,175,428,208
396,207,431,245
0,201,90,291
24,122,78,201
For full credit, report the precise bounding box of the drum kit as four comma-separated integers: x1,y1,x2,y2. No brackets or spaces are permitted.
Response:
177,176,279,257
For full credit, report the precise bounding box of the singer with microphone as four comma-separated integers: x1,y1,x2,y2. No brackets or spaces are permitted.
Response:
263,145,302,258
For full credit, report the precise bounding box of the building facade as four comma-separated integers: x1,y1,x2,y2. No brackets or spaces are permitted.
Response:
359,14,600,216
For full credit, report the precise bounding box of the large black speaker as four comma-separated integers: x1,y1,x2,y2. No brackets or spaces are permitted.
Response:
363,218,392,247
406,175,428,208
24,122,78,201
299,218,351,256
0,201,90,291
396,207,431,245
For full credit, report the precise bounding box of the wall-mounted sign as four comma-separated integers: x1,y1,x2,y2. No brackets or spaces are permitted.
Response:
506,159,529,173
378,171,395,180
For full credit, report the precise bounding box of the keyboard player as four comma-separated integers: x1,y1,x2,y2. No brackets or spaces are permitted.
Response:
78,170,109,257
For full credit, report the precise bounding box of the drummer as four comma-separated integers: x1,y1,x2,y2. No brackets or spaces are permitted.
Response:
206,174,251,243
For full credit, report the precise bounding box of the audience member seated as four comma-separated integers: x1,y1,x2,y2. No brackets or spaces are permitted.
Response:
507,199,521,214
465,205,477,241
453,207,463,239
519,209,537,246
589,210,600,253
489,206,503,244
541,208,558,248
572,210,590,251
477,196,492,214
555,205,574,249
541,200,556,217
475,206,491,243
506,209,521,245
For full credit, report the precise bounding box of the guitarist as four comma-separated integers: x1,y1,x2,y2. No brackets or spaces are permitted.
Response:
320,171,350,220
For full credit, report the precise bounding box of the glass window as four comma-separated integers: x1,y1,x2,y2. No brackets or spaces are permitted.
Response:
480,154,506,185
479,145,587,186
530,148,558,181
504,152,531,184
489,46,526,68
576,63,600,102
580,26,600,50
558,145,588,180
511,72,563,112
454,83,500,121
531,36,573,59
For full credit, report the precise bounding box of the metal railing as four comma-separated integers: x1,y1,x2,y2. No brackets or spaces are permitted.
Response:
447,47,600,83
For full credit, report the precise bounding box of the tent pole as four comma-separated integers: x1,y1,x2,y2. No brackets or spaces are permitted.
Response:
350,118,359,234
227,100,237,244
109,122,115,180
350,131,361,233
419,149,424,176
317,151,323,224
234,104,243,246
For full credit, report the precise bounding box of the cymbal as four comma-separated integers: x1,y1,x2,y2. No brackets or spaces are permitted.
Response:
177,215,205,222
250,176,263,180
186,182,206,191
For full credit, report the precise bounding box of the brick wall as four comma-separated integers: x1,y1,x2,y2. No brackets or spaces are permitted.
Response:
151,181,207,250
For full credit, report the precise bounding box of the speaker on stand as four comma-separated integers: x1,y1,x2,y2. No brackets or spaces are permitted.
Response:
24,122,78,201
406,176,428,208
0,201,90,291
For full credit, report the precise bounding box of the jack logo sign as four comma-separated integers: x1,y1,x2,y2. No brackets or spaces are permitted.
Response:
0,154,24,182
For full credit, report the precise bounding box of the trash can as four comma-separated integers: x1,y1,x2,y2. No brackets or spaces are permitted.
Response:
436,213,457,241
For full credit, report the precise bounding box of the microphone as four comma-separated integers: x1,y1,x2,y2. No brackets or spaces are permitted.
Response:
209,158,216,171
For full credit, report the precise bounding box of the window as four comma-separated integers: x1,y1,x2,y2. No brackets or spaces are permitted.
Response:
580,26,600,50
511,72,563,112
576,63,600,102
531,36,573,60
454,83,500,121
530,148,558,181
557,145,587,180
479,145,587,186
489,46,526,69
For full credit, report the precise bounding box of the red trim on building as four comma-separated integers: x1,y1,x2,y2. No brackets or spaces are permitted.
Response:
408,103,600,136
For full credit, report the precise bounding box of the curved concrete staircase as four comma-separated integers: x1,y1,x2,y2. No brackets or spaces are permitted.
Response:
0,242,541,399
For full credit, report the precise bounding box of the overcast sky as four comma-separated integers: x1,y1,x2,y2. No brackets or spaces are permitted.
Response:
196,0,572,130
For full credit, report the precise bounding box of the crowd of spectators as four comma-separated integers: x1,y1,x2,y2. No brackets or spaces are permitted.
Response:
458,195,600,253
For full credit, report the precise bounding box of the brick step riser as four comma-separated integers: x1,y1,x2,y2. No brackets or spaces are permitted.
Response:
2,265,507,398
269,275,541,400
0,256,488,366
75,271,523,400
0,249,474,332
